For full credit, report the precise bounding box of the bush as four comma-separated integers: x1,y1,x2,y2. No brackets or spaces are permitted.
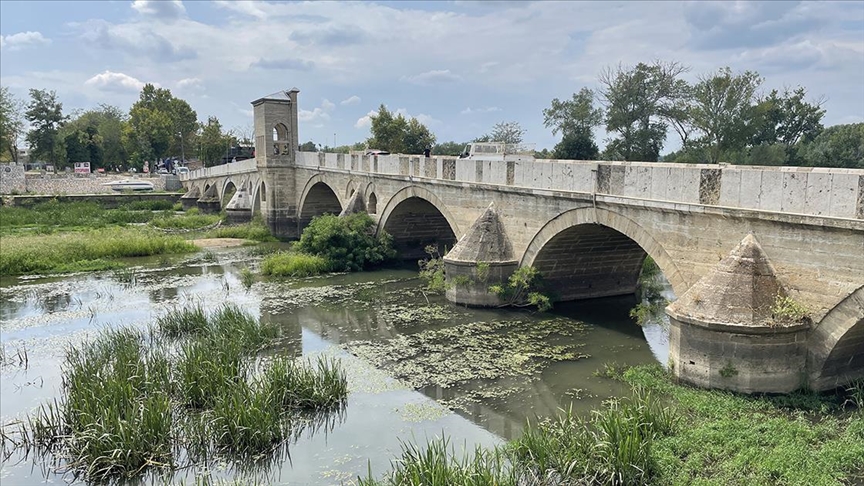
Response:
296,213,395,272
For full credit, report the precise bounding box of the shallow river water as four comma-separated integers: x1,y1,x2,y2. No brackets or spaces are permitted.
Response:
0,247,670,485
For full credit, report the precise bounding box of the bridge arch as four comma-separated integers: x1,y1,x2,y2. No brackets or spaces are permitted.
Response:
252,180,265,216
809,285,864,390
298,175,342,225
521,207,686,301
377,185,460,259
221,179,238,208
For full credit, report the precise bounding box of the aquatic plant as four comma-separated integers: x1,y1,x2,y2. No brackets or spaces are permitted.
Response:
260,251,331,277
240,267,255,290
149,213,222,230
8,305,346,482
418,245,448,293
489,266,552,312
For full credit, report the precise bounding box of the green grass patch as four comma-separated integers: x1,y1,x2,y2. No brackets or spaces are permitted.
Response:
361,365,864,485
207,217,276,242
149,213,222,230
0,200,158,235
0,227,197,275
6,304,347,482
260,251,331,277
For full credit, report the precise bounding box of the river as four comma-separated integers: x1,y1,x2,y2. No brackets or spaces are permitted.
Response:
0,246,670,485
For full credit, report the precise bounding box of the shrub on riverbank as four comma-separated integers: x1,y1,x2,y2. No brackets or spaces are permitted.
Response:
0,227,197,275
7,304,347,481
361,365,864,485
149,212,222,230
296,213,395,272
0,200,156,235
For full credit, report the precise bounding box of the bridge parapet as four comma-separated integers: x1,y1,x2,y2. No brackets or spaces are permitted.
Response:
181,158,258,182
292,151,863,221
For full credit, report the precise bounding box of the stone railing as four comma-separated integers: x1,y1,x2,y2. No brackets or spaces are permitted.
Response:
182,158,258,181
295,151,864,220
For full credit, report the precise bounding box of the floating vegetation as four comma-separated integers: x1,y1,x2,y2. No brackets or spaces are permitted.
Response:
345,318,590,390
376,303,460,327
260,251,331,277
397,401,453,423
2,304,347,482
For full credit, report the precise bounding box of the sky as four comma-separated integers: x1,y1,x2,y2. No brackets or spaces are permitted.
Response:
1,0,863,153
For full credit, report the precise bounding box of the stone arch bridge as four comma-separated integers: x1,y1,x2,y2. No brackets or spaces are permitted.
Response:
181,89,864,395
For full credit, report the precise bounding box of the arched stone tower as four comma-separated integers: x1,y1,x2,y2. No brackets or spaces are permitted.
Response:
251,89,301,238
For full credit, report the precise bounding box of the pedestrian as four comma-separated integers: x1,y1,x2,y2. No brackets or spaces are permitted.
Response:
423,147,431,158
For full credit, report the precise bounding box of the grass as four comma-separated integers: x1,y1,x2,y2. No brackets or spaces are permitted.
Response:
0,227,198,275
149,213,222,230
260,251,331,277
361,365,864,486
6,304,348,481
206,216,276,242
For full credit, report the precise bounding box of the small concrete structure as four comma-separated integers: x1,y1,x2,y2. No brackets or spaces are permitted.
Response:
181,88,864,393
225,187,252,223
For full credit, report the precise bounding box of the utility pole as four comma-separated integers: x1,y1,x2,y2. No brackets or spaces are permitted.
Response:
180,131,185,163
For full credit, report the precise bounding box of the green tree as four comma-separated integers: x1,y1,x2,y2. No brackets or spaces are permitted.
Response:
543,88,603,137
25,89,67,166
366,105,435,154
299,141,318,152
61,105,125,169
544,87,603,160
0,87,26,162
798,123,864,168
434,141,466,156
199,116,230,167
63,129,90,164
296,213,396,272
553,132,599,160
126,84,197,164
599,61,689,161
689,67,763,163
483,121,526,145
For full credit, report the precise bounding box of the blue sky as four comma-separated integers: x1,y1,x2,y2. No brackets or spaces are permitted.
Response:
1,0,863,152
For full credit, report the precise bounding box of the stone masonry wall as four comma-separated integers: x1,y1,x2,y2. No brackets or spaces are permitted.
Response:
22,173,169,195
0,163,26,194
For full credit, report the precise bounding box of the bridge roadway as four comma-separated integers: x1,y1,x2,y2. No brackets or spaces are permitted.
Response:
180,89,864,395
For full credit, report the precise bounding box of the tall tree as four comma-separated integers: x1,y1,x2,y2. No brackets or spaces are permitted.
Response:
544,88,603,160
599,61,688,161
25,89,67,165
366,105,435,154
752,87,825,147
543,88,603,137
433,141,466,156
127,84,197,163
689,67,763,163
0,87,26,162
484,121,526,145
199,116,230,167
62,104,125,169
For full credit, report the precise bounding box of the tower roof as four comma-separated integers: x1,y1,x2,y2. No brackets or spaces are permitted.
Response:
251,88,299,106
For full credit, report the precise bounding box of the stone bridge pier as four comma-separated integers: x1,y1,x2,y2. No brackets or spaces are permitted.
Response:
182,88,864,395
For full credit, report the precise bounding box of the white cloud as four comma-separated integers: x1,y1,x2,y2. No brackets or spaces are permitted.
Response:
400,69,463,86
0,31,50,51
461,106,501,115
176,77,202,89
340,95,361,105
84,71,150,92
213,0,268,19
299,99,336,123
132,0,186,20
355,109,378,129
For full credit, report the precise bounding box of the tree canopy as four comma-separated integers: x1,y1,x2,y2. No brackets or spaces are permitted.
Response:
25,89,67,165
0,87,25,162
365,105,435,154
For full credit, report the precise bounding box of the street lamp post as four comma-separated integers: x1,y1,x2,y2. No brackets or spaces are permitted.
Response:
179,131,185,164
